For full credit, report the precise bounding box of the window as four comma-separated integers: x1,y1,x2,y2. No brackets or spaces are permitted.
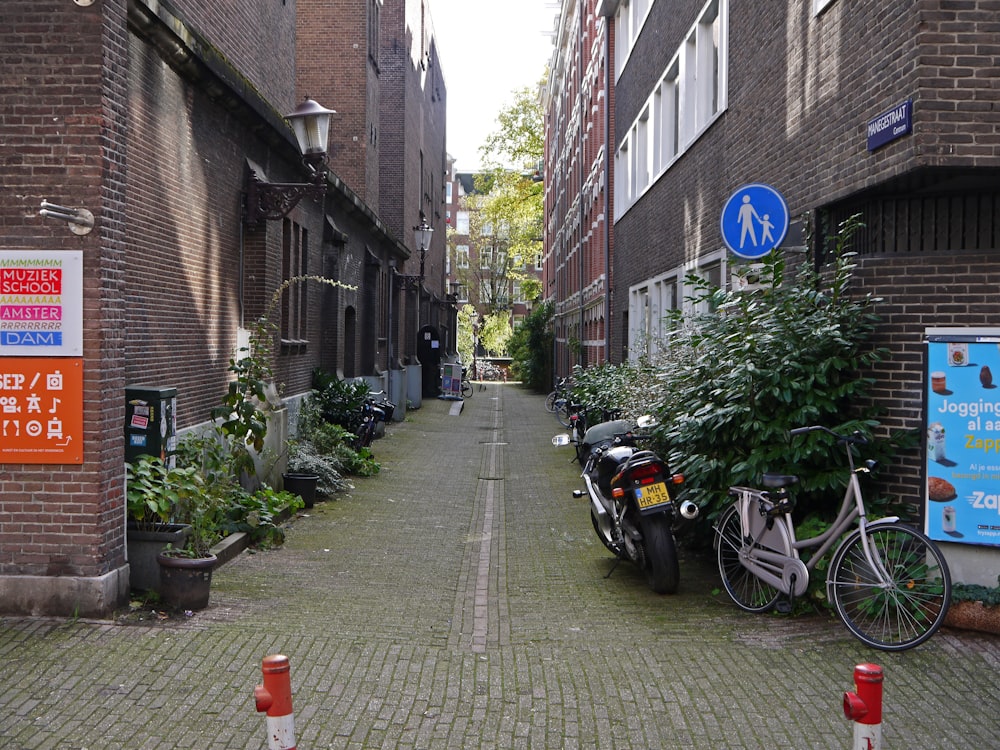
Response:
614,0,728,220
456,245,470,269
480,245,493,270
367,0,380,68
281,219,308,344
627,250,727,360
456,211,469,234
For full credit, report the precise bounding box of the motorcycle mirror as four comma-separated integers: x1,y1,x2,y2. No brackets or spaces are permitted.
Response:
635,414,658,428
551,434,571,446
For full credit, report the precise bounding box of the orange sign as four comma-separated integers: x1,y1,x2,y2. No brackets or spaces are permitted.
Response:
0,357,83,464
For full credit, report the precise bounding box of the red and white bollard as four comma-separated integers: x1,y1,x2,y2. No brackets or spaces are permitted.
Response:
255,654,297,750
843,663,884,750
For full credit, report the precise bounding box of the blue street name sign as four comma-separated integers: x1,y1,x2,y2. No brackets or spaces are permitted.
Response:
720,183,789,259
867,99,912,152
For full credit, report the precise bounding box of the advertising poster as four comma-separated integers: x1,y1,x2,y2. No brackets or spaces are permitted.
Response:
925,328,1000,547
0,250,83,357
0,357,83,464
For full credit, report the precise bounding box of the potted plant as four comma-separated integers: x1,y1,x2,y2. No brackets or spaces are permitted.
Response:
156,462,228,611
125,455,194,592
945,576,1000,636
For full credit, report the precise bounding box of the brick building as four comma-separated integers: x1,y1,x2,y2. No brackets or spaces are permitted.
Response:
600,0,999,578
543,0,614,377
0,0,447,616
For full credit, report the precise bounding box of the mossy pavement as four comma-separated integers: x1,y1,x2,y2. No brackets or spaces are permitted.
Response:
1,383,998,748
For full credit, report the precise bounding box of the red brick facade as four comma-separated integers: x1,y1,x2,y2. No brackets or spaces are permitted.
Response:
543,0,613,377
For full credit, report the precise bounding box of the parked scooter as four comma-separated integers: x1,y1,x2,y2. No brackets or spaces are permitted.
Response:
553,415,698,594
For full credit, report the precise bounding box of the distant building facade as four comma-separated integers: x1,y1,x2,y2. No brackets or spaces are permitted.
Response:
543,0,614,377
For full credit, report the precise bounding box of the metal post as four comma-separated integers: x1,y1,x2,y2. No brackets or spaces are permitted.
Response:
254,654,297,750
843,663,884,750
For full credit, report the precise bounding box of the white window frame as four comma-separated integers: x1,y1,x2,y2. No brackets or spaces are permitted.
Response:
626,248,728,361
814,0,836,15
614,0,727,222
456,245,470,269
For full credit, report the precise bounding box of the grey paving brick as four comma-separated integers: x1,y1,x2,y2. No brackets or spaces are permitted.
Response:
1,384,998,748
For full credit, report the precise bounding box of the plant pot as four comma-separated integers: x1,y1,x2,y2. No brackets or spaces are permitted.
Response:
157,552,217,610
944,600,1000,636
283,472,319,508
126,522,191,592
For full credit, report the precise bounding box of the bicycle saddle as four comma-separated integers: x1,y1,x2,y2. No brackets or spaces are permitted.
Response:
761,473,799,489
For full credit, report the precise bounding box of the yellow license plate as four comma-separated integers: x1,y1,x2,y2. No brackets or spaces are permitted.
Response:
635,482,671,509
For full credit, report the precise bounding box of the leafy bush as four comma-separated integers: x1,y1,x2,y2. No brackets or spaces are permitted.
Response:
648,216,912,534
222,486,302,548
293,382,381,480
509,301,553,391
310,369,370,433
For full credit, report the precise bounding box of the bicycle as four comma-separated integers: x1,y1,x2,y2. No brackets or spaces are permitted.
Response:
460,368,474,399
715,425,951,651
544,377,570,413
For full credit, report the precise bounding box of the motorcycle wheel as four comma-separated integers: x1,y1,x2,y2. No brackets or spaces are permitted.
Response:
639,513,680,594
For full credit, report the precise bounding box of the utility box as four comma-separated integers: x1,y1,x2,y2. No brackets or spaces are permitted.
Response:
125,385,177,465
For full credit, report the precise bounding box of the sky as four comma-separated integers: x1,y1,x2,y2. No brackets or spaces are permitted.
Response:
429,0,557,171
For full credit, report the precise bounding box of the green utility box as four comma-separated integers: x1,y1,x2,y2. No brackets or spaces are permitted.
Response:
125,385,177,465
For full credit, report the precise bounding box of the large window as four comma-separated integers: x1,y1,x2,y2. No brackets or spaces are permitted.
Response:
614,0,727,220
456,245,470,269
626,250,727,361
281,219,308,344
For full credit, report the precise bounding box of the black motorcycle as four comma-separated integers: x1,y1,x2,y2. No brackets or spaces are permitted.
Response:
554,415,698,594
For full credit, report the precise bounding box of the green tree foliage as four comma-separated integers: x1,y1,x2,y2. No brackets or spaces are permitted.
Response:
479,79,545,169
509,301,553,391
478,311,513,357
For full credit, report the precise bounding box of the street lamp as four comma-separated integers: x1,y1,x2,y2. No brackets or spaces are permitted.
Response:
244,97,336,223
399,217,434,290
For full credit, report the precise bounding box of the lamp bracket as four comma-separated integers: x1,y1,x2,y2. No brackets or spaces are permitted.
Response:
397,274,423,292
244,164,328,224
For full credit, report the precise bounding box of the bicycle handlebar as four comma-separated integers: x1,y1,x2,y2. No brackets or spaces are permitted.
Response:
789,425,868,445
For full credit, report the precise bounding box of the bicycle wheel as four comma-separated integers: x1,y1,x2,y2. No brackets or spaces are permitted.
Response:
544,390,558,412
556,403,572,427
715,505,782,612
461,379,473,398
828,523,951,651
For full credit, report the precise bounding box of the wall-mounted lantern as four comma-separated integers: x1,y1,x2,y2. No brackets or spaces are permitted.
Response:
244,98,336,223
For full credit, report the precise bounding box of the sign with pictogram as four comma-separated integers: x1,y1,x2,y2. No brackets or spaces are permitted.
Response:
720,184,789,259
0,251,83,356
0,358,83,464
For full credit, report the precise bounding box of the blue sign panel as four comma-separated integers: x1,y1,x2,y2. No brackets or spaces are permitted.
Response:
867,99,912,151
925,330,1000,548
720,184,789,259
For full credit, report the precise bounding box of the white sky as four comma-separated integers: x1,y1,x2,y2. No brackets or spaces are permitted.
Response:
429,0,557,171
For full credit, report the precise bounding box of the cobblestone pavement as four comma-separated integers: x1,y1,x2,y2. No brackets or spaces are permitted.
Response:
2,383,998,749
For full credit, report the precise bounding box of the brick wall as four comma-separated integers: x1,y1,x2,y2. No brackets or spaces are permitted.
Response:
609,0,1000,504
0,0,128,585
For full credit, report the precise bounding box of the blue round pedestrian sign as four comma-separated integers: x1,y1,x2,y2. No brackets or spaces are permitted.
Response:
720,184,789,259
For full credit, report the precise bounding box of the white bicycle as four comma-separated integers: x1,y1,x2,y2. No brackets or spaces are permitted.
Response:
715,425,951,651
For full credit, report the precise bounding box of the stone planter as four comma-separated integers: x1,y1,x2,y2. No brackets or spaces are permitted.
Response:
157,552,217,611
944,600,1000,636
126,522,191,592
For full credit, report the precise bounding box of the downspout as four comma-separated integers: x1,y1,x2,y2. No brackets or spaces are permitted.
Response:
577,0,586,369
603,13,612,364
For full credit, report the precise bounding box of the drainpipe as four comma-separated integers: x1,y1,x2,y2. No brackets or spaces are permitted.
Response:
603,12,612,364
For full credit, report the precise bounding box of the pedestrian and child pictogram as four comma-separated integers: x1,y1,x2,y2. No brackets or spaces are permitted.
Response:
720,183,790,259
